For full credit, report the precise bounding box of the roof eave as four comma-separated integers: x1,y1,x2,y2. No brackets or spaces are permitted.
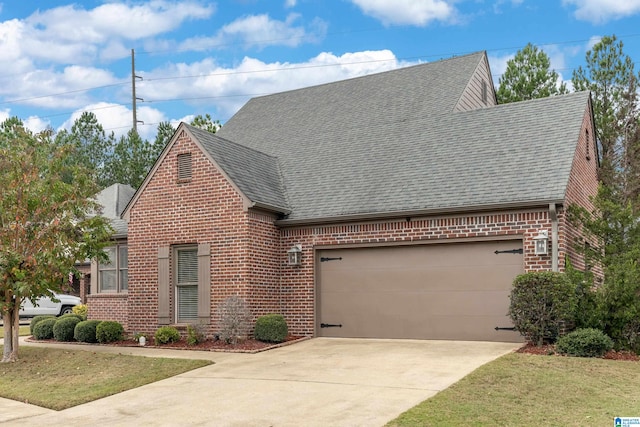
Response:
275,199,565,227
251,201,291,216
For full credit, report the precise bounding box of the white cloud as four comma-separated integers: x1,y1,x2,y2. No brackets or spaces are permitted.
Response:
180,13,327,50
349,0,456,26
139,50,414,120
0,66,121,109
563,0,640,23
23,116,51,133
285,0,297,7
0,2,213,65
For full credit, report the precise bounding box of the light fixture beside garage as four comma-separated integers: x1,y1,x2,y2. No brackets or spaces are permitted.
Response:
533,230,549,255
287,244,303,266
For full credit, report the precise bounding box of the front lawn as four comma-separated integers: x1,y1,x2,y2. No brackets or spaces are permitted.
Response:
388,353,640,426
0,346,211,410
0,325,31,337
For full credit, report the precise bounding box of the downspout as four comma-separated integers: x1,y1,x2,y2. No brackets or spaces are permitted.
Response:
549,203,559,272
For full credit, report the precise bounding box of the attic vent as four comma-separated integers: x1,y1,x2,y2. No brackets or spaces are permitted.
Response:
481,80,488,104
585,129,591,161
177,153,192,181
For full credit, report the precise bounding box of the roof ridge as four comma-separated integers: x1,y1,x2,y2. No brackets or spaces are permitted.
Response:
247,51,486,102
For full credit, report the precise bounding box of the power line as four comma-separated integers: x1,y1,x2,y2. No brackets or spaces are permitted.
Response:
4,33,640,121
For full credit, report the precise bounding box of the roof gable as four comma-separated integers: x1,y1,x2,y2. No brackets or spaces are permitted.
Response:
96,183,135,237
123,123,289,220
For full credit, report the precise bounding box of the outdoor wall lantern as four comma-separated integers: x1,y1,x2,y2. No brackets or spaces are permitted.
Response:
533,230,549,255
287,244,303,266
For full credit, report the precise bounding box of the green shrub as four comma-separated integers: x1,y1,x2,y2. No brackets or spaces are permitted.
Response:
508,271,577,346
154,326,181,345
254,314,288,343
74,320,102,343
556,328,614,357
59,313,85,322
186,324,205,346
32,317,57,340
30,315,56,335
53,316,82,342
96,321,124,343
72,304,88,320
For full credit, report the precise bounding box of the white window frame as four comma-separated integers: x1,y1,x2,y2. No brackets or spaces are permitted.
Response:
98,244,128,293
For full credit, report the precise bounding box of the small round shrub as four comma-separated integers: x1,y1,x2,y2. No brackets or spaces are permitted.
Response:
32,317,57,340
74,320,102,343
72,304,88,320
30,315,56,335
53,316,82,342
96,321,124,343
59,313,85,322
254,314,288,343
154,326,181,345
556,328,614,358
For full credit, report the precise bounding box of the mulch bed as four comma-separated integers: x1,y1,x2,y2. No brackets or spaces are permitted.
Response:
516,343,639,361
26,335,308,354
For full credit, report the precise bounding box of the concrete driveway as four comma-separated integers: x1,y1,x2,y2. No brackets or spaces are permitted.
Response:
2,338,519,426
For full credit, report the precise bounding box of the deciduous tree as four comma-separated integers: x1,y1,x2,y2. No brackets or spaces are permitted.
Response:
0,118,111,362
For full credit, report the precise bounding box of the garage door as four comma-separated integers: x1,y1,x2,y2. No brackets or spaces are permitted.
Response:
317,240,523,342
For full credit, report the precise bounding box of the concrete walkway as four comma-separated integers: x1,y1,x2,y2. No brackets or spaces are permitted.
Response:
1,337,520,426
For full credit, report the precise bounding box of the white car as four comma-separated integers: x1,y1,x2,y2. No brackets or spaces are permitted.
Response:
19,293,82,317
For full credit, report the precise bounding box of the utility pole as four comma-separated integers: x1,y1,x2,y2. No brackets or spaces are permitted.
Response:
131,49,143,132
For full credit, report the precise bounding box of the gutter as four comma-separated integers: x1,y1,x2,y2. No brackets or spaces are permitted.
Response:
549,203,559,272
275,199,565,227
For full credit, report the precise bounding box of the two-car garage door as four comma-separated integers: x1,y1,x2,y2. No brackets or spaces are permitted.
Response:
317,240,523,342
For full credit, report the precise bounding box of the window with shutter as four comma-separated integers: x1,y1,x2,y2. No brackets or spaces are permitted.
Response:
177,153,192,181
176,247,198,322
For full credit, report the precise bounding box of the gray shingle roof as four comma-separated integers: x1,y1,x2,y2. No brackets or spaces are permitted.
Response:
208,52,590,222
96,183,135,237
186,125,289,213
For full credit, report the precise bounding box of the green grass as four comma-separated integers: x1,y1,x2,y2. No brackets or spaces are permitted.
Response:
387,353,640,427
0,325,31,336
0,346,211,410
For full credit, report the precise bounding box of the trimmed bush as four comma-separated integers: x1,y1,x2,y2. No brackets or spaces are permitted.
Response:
154,326,181,345
72,304,88,320
30,315,56,335
508,271,577,346
556,328,614,358
74,320,102,343
53,316,82,342
59,313,84,322
254,314,288,343
96,321,124,343
32,317,57,340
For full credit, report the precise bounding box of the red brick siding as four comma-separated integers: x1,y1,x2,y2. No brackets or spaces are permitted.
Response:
87,294,128,328
247,210,281,318
563,105,599,272
121,130,254,336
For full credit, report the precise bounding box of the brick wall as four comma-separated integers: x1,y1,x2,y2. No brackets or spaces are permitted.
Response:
87,294,128,328
122,129,272,337
563,105,600,273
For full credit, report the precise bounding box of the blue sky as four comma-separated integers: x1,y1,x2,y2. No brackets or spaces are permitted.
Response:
0,0,639,141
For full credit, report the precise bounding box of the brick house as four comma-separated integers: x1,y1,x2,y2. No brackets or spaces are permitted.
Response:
89,52,598,342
